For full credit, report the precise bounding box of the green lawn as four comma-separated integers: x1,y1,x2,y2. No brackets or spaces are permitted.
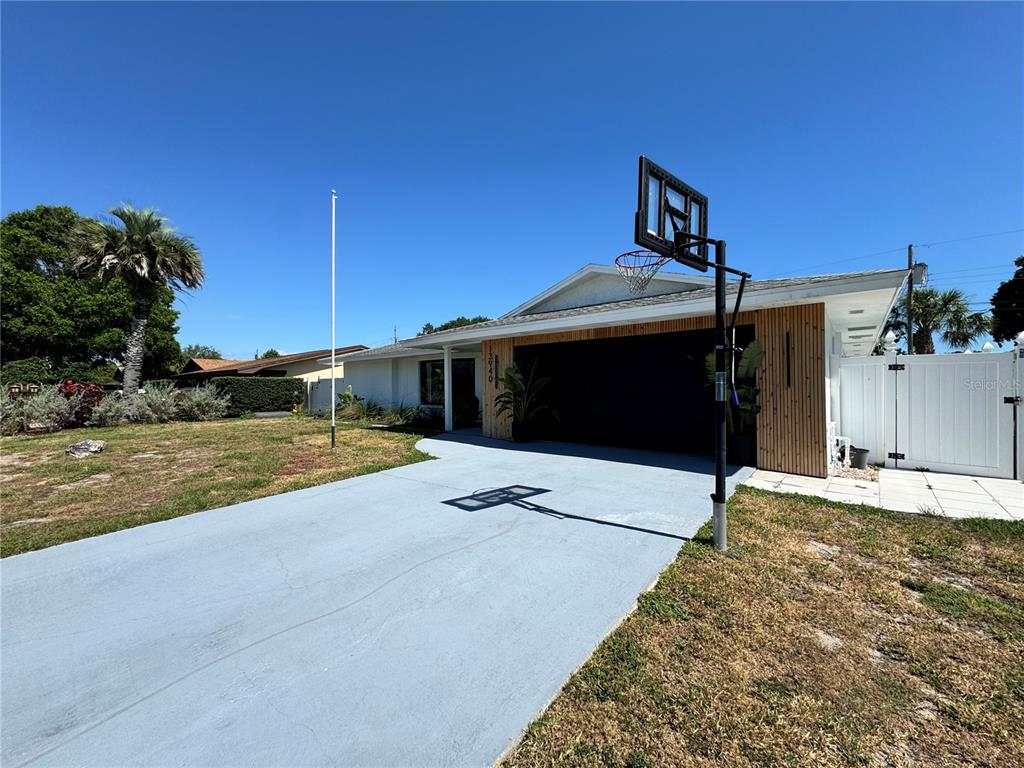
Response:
505,488,1024,768
0,417,431,557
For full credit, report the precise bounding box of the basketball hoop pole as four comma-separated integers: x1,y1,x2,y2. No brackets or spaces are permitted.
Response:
712,240,728,551
673,234,750,552
630,155,751,552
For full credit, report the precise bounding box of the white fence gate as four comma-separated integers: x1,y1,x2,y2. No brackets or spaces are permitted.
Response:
838,350,1020,479
307,377,345,417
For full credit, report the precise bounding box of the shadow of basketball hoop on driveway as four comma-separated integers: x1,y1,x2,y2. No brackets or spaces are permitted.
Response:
442,485,691,542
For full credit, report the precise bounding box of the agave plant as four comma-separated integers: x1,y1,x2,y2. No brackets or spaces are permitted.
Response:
494,360,557,426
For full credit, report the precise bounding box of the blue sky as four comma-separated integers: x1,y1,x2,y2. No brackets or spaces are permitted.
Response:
2,2,1021,357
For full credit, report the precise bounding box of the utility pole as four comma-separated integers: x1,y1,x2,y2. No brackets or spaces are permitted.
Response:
907,244,914,355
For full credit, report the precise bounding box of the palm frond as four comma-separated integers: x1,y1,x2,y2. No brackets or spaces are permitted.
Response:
70,204,204,292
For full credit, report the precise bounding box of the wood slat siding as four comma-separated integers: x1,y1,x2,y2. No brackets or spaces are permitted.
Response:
480,302,827,477
482,337,515,440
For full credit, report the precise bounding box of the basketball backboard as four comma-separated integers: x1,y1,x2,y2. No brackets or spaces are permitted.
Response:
634,156,709,271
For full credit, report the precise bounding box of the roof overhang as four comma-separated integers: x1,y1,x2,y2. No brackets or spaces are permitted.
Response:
318,345,479,365
400,269,908,349
824,284,905,357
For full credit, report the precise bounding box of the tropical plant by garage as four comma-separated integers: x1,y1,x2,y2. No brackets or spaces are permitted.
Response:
494,361,557,441
705,338,764,433
705,339,764,464
71,206,204,396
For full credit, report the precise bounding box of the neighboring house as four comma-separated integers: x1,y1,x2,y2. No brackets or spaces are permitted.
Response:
177,346,368,385
329,264,909,478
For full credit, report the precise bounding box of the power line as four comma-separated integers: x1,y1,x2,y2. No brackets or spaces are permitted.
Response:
916,228,1024,249
766,227,1023,279
927,264,1014,277
763,246,906,278
929,280,1007,288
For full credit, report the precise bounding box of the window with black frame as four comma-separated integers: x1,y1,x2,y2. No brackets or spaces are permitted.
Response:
419,360,444,405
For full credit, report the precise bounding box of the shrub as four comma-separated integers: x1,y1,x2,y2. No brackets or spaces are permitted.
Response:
89,395,131,427
128,382,179,423
213,377,304,417
176,384,230,421
143,379,177,390
0,357,53,384
54,362,99,385
22,386,78,432
413,406,445,430
58,381,106,427
0,358,118,386
82,361,120,385
0,389,24,435
378,405,419,426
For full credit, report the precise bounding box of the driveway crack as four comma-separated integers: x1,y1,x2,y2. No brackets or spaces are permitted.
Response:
13,518,520,768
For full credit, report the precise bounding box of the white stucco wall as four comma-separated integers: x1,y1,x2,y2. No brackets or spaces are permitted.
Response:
339,354,483,411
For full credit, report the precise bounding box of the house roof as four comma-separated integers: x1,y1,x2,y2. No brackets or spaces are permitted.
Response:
334,268,909,362
178,345,368,378
502,263,714,318
178,357,247,374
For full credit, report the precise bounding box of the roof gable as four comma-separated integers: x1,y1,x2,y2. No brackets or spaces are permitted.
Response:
180,358,245,374
177,346,368,378
505,264,713,317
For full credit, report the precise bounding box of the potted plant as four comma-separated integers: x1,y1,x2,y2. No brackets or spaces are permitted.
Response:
494,360,557,442
705,338,764,465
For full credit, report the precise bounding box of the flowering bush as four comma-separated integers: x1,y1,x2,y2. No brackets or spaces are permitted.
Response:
57,381,106,427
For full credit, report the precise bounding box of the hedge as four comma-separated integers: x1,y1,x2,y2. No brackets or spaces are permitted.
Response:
211,376,305,417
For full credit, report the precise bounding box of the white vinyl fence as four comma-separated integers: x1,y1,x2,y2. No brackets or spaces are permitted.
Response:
837,349,1021,480
307,377,345,417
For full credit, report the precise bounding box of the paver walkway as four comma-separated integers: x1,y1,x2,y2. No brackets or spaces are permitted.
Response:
745,467,1022,519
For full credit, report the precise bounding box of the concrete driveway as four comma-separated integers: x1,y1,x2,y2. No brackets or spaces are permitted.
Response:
1,433,751,768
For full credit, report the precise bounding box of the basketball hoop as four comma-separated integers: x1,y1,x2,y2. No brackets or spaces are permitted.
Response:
615,250,670,294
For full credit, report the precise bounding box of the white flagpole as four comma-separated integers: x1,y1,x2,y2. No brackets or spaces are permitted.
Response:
330,189,337,450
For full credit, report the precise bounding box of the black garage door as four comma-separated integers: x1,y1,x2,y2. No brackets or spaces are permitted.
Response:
515,326,754,454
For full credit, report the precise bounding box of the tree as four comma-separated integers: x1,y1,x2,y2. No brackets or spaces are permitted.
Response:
883,287,989,354
418,315,491,336
72,206,204,395
1,205,183,378
181,344,223,360
990,256,1023,343
261,348,281,358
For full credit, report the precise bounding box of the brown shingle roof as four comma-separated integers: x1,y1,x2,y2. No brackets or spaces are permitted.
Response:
176,346,368,378
190,358,246,371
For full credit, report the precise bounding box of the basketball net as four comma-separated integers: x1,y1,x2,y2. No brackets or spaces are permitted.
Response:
615,250,670,294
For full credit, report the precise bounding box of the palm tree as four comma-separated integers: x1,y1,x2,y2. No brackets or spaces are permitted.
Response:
884,287,989,354
72,206,203,395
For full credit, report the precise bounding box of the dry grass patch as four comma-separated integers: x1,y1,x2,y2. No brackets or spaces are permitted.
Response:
505,487,1024,768
0,418,431,557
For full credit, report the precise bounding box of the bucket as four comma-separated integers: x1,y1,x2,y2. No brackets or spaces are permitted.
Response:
849,447,869,470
